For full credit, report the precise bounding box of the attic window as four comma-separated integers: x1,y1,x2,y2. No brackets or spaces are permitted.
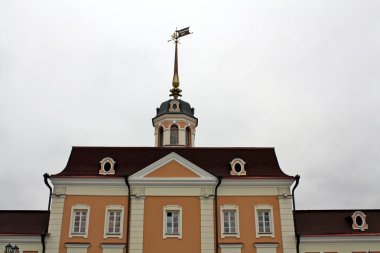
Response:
351,211,368,231
99,157,116,175
169,100,180,112
230,158,247,176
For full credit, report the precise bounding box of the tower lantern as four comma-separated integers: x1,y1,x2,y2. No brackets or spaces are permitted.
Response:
152,27,197,147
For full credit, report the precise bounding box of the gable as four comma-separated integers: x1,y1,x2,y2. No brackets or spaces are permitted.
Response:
145,160,200,178
129,152,217,186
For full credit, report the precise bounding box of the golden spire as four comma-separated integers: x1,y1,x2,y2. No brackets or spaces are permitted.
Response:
169,27,191,99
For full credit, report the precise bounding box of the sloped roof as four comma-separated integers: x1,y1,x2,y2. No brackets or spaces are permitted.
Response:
0,210,49,235
53,147,292,178
295,210,380,236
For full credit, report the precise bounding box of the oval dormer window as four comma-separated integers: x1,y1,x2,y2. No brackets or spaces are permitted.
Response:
230,158,247,176
99,157,116,175
351,211,368,231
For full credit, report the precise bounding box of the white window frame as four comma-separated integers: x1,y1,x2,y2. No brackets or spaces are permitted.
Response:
163,205,182,239
254,205,274,238
104,205,124,239
220,205,240,238
69,204,90,238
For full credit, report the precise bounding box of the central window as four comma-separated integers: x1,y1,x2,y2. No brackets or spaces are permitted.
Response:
220,205,240,238
170,125,179,145
163,205,182,238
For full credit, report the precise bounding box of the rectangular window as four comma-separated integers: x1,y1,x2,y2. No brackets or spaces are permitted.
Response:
220,205,240,238
72,209,87,234
69,204,90,238
255,205,274,238
165,210,179,235
223,210,237,234
107,210,121,234
257,210,272,234
163,205,182,238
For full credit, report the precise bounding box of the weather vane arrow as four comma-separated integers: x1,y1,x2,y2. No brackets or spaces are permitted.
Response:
168,27,192,99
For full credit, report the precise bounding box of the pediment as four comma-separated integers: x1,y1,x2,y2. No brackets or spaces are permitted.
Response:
129,152,217,186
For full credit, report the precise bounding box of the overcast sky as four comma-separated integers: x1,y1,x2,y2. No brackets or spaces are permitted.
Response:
1,0,379,211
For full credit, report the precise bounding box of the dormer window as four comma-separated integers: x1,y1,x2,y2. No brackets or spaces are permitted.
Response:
230,158,247,176
352,211,368,231
99,157,116,175
169,100,180,112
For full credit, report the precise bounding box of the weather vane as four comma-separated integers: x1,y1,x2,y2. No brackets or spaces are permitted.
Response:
168,27,192,99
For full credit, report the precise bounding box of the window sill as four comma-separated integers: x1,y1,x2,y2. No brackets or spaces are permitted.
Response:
256,233,274,238
163,233,182,239
221,233,240,238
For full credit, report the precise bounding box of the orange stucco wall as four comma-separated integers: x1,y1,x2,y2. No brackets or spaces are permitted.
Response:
60,195,128,253
145,160,200,178
218,196,283,253
143,196,201,253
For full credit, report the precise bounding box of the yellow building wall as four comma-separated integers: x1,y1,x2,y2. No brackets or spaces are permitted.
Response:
143,196,201,253
218,196,284,253
60,195,128,253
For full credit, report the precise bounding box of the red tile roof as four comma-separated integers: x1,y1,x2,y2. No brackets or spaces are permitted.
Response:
53,147,292,178
295,210,380,236
0,210,49,235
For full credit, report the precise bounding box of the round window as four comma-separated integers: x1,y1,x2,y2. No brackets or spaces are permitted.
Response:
355,215,364,227
172,103,178,110
104,162,112,172
234,163,242,173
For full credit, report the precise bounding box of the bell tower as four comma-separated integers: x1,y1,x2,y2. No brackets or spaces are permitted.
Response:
152,28,198,147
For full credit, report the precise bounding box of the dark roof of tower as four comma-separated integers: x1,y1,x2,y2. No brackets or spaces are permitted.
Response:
295,210,380,236
52,146,293,179
154,99,196,119
0,210,49,235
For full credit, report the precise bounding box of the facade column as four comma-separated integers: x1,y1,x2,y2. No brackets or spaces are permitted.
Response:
46,195,66,253
200,197,215,253
279,197,297,253
129,197,145,253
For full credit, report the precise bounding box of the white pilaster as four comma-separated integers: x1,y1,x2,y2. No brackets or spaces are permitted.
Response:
279,197,297,253
200,197,215,253
46,195,66,253
129,197,145,253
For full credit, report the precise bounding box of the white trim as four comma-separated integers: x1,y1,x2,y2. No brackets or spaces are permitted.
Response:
51,177,126,186
230,158,247,176
104,205,124,239
64,243,90,248
130,152,217,186
0,236,41,243
69,204,90,238
163,205,182,239
218,243,244,249
100,244,126,249
221,178,294,187
300,235,380,243
99,157,116,175
253,243,279,248
220,205,240,238
254,205,275,238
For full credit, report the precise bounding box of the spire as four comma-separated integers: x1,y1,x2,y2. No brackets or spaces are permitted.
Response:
169,27,191,99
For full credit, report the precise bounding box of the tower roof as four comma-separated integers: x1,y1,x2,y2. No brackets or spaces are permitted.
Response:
153,99,197,121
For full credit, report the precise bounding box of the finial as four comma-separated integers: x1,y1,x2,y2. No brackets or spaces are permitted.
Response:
168,27,191,99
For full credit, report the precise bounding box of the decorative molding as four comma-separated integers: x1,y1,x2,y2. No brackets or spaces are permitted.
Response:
221,178,295,187
51,177,126,186
300,235,380,243
129,152,217,186
64,243,90,248
100,243,126,249
218,243,244,249
253,243,279,248
0,236,41,243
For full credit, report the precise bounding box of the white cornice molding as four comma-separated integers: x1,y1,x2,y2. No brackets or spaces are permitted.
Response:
300,235,380,243
0,235,41,243
153,114,197,126
221,178,294,187
51,177,126,186
253,243,279,248
129,152,217,186
219,243,244,249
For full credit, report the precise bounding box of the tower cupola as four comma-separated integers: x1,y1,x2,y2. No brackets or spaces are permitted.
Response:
152,28,198,147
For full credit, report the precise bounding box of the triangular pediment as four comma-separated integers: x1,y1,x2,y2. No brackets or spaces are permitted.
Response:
129,152,217,186
145,160,200,178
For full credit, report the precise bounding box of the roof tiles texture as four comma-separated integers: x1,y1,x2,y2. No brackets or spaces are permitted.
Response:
0,210,49,235
54,147,292,178
295,210,380,235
